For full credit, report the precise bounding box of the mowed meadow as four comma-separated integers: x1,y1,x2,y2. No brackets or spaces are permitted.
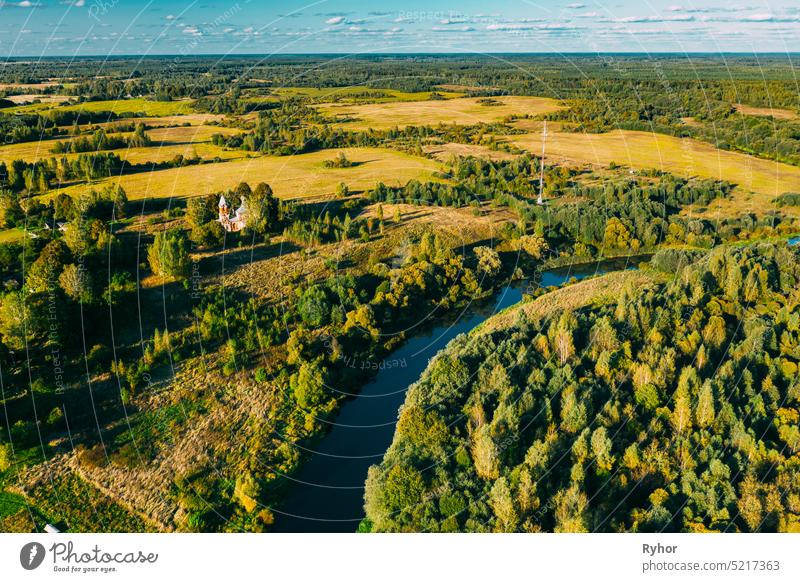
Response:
0,124,243,166
6,93,800,215
506,124,800,210
316,95,565,129
4,98,194,116
51,147,443,201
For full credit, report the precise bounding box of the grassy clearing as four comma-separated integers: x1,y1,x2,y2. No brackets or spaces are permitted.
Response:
50,147,443,201
0,489,27,519
0,125,242,166
90,113,228,129
680,117,704,128
479,270,663,335
4,94,72,105
263,86,465,103
508,127,800,211
435,84,496,92
22,462,154,532
0,81,61,90
224,203,513,300
0,228,24,243
735,104,798,120
145,124,240,143
5,98,194,116
316,96,565,130
61,98,195,116
423,142,518,162
2,101,54,114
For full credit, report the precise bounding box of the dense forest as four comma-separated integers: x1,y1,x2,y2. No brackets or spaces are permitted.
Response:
365,243,800,532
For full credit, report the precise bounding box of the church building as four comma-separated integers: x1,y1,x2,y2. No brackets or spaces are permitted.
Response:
218,195,248,232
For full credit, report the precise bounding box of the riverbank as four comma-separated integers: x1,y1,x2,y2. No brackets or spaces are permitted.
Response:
271,257,643,532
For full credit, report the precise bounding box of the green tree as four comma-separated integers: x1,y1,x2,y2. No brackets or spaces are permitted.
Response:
590,427,614,472
0,442,12,472
147,229,190,279
290,362,327,408
59,264,93,303
696,380,715,428
0,291,41,350
490,477,519,532
0,190,23,227
26,240,68,294
297,285,331,327
245,182,280,234
381,464,424,513
474,246,501,279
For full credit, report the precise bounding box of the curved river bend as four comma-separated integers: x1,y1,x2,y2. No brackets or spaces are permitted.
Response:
272,257,640,532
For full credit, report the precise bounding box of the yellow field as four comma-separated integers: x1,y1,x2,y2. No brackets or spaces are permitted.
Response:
0,82,60,90
316,96,565,130
5,94,72,105
49,147,443,201
265,86,465,103
435,84,495,92
735,104,797,120
508,126,800,207
5,98,194,116
0,228,24,244
111,143,243,165
423,142,517,162
91,113,228,129
0,125,242,166
145,124,240,144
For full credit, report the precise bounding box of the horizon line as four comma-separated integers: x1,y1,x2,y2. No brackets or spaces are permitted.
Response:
3,51,800,59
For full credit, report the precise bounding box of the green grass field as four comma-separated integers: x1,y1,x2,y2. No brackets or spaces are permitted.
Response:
4,98,195,116
0,228,25,244
0,490,27,519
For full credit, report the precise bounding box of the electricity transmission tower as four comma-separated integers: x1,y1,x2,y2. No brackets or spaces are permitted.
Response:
537,120,547,206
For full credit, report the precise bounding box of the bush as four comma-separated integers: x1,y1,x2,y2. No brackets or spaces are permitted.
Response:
773,192,800,207
0,442,12,472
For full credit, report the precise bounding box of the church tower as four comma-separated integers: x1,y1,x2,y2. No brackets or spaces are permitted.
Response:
219,195,230,229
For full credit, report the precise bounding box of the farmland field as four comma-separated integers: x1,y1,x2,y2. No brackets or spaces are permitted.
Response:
4,98,194,116
50,147,443,200
735,103,798,120
261,86,465,103
0,125,242,166
89,113,228,129
4,94,72,105
507,125,800,207
316,95,565,129
422,142,517,162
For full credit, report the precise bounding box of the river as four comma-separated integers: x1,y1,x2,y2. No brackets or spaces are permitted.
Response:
271,256,642,532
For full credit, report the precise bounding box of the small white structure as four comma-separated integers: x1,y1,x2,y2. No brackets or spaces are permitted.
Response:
44,523,61,533
218,195,248,232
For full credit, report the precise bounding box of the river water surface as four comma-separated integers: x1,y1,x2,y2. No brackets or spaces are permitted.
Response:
272,257,641,532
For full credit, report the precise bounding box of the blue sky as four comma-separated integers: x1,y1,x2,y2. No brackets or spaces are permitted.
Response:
1,1,800,56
